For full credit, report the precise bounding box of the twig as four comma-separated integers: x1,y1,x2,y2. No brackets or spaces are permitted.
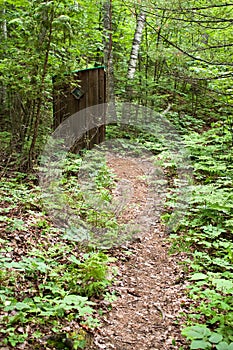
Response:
153,303,166,320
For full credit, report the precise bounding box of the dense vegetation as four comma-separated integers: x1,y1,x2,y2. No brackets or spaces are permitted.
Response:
0,0,233,349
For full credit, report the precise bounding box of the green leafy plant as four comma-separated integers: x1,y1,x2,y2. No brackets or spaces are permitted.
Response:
0,235,114,347
62,252,115,297
182,325,233,350
171,123,233,347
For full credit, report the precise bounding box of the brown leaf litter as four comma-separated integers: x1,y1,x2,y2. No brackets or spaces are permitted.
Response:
88,153,191,350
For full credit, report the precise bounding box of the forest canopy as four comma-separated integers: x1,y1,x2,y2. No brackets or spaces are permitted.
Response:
1,0,233,169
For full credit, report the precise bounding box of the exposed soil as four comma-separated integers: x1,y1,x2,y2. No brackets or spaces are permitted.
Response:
89,153,190,350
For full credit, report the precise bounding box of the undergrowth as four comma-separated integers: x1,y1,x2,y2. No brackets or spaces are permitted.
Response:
1,117,233,349
168,122,233,349
0,155,118,349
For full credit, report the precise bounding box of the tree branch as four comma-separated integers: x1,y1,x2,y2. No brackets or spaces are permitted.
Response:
146,21,233,67
144,3,233,12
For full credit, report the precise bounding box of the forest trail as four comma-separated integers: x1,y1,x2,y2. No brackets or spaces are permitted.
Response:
90,154,190,350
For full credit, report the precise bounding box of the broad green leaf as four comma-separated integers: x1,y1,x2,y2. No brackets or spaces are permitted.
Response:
190,273,207,281
15,302,31,310
63,295,88,305
209,333,223,344
182,325,211,340
216,342,232,350
190,340,211,349
212,279,233,293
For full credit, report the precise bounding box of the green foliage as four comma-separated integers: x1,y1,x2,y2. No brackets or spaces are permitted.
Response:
0,244,114,346
1,0,233,348
1,0,105,167
45,152,129,247
170,123,233,347
0,168,118,347
182,325,233,350
0,175,40,211
1,0,233,169
63,252,115,297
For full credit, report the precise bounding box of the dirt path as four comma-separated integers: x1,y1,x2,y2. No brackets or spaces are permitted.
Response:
90,154,190,350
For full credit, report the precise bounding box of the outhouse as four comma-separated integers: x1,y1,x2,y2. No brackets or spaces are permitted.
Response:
53,66,106,151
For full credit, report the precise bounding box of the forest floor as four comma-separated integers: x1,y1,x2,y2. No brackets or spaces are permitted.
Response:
0,152,192,350
89,153,191,350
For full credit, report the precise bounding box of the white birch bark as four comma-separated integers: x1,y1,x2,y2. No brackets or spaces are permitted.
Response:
103,0,117,119
127,10,146,81
2,8,7,39
103,0,115,102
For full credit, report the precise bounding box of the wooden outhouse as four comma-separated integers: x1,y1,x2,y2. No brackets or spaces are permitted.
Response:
53,66,106,151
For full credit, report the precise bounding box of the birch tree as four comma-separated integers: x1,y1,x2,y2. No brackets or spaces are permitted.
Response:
127,10,146,81
103,0,114,101
103,0,117,121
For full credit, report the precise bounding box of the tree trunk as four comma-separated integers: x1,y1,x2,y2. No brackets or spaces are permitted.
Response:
27,7,54,170
127,10,146,84
123,9,145,126
126,10,146,103
2,7,7,39
0,7,7,129
103,0,117,119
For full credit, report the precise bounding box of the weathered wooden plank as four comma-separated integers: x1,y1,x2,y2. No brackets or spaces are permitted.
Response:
88,68,99,148
53,67,106,152
98,67,106,143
